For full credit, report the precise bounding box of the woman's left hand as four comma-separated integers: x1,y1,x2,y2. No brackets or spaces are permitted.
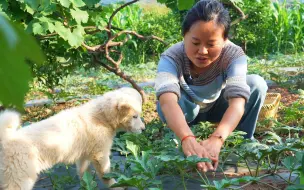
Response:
199,137,224,170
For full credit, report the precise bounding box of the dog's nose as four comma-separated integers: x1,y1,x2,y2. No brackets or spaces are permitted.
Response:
140,121,145,130
140,117,146,130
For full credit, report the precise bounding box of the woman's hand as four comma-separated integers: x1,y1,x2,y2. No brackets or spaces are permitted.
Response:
182,137,214,172
199,137,223,170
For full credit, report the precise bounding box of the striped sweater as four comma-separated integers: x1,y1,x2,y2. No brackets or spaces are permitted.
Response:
155,40,250,113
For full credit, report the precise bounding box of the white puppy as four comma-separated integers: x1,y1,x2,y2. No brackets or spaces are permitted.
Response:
0,87,145,190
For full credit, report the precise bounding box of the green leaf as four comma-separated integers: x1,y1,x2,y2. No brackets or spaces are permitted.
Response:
71,0,86,7
47,22,55,33
263,131,283,144
57,0,71,8
286,185,304,190
71,8,89,24
25,4,35,14
157,0,167,3
67,26,84,47
82,0,99,7
301,171,304,184
302,152,304,175
39,0,57,15
295,152,304,163
103,172,121,179
25,0,39,10
207,176,258,189
126,140,139,158
177,0,194,10
32,22,44,34
157,153,210,166
111,175,149,188
37,17,56,33
0,1,8,11
0,15,44,109
82,172,97,190
53,22,71,40
282,156,297,171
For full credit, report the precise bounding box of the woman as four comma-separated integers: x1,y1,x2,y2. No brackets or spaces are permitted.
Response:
154,0,268,172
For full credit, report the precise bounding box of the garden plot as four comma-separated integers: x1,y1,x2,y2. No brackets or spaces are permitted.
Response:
22,59,303,190
32,144,300,190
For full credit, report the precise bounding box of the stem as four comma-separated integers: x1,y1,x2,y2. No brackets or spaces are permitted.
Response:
244,158,253,177
203,171,211,185
267,155,272,170
218,166,228,180
256,180,281,190
48,173,55,186
255,160,261,177
234,181,253,189
288,170,293,184
273,173,293,184
178,167,187,190
272,152,282,174
259,174,272,179
196,169,208,185
182,173,187,190
221,152,233,167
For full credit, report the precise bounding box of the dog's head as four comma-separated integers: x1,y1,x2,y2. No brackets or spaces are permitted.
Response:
90,87,145,133
115,88,145,133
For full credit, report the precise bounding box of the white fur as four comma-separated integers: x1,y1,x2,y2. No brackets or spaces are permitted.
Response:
0,87,145,190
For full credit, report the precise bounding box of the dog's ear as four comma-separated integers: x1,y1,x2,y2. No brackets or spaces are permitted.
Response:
117,103,132,119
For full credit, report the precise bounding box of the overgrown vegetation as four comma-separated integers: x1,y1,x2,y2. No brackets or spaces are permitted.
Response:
1,0,304,189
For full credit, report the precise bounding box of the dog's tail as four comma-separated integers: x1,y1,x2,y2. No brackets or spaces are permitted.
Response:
0,110,20,139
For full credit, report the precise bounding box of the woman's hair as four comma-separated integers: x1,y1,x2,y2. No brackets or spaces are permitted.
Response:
182,0,230,38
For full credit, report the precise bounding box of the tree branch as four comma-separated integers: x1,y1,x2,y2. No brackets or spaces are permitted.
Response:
36,33,58,40
103,30,167,68
93,55,146,103
107,0,139,38
110,30,167,45
222,1,247,26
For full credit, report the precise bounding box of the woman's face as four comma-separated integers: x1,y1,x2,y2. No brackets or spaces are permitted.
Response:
184,20,227,70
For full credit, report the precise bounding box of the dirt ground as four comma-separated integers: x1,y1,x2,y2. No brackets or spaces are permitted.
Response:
22,86,301,125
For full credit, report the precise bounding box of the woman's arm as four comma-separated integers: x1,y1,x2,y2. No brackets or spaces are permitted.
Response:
159,92,214,172
159,93,193,140
212,97,245,140
200,97,245,169
200,53,249,169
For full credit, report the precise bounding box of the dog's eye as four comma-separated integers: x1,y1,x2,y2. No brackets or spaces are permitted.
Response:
133,115,138,119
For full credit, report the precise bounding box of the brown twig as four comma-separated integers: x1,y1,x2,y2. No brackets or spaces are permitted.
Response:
107,0,139,38
36,33,58,40
93,56,146,103
82,43,102,52
104,30,167,66
222,1,247,26
83,26,123,35
110,30,166,44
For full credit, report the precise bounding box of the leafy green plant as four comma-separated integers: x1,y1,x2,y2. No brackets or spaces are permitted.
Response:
106,140,164,190
80,171,98,190
201,176,259,190
156,150,210,189
0,15,44,109
44,165,77,190
280,95,304,125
